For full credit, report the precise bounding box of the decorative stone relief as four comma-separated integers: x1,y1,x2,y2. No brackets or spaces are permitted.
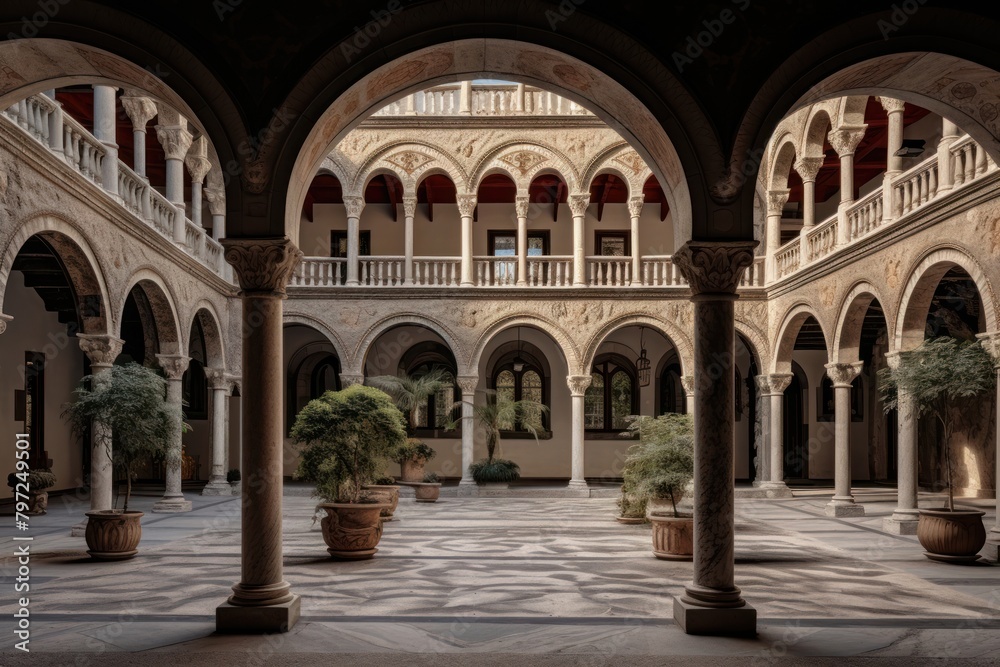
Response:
515,196,530,218
568,194,590,217
794,157,824,183
205,187,226,216
403,196,417,218
761,373,793,395
613,150,645,175
343,195,366,219
205,367,228,389
825,361,864,386
154,124,193,161
627,197,644,218
566,375,592,396
185,136,212,184
156,354,191,380
385,150,433,175
673,241,757,295
340,373,365,387
499,150,547,175
766,189,790,216
120,92,158,129
77,334,124,366
878,96,906,114
456,375,479,395
222,238,302,296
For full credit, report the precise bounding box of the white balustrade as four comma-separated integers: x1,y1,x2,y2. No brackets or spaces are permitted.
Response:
292,258,346,287
117,163,148,218
474,257,517,286
586,256,632,286
412,257,462,286
950,135,994,188
640,256,686,287
360,256,405,286
373,84,591,117
806,216,839,262
774,239,800,278
739,256,766,288
3,95,56,144
846,189,884,242
525,256,573,287
893,155,938,218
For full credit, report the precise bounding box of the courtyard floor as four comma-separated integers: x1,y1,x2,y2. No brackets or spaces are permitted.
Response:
1,486,999,665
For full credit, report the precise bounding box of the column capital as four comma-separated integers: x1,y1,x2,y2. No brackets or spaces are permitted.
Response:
568,193,590,218
204,187,226,216
825,361,864,387
456,194,478,218
627,196,645,219
205,367,229,390
793,156,824,183
155,124,193,161
515,195,530,218
878,96,906,114
680,375,696,395
456,375,479,395
757,373,793,395
0,313,11,335
222,237,303,297
884,350,911,370
185,136,212,184
977,332,1000,367
339,373,365,387
673,240,758,296
120,92,157,130
156,354,190,380
827,125,868,157
765,189,790,216
567,374,592,396
402,196,417,219
77,333,124,366
343,195,365,219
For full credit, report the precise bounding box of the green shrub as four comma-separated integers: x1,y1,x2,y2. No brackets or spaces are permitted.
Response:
226,468,241,483
620,414,694,517
373,475,397,485
470,458,520,484
394,438,436,464
422,471,440,483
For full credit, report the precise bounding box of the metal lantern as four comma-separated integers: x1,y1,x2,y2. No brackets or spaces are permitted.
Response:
636,328,651,387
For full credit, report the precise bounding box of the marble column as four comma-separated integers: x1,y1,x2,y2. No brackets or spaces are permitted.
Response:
456,376,478,495
343,195,365,286
879,97,906,222
458,194,477,287
882,351,919,535
185,136,212,230
92,85,120,199
672,240,757,636
205,186,227,243
681,375,696,415
977,333,1000,553
515,195,529,286
459,81,472,115
155,105,194,242
72,334,124,537
937,118,961,193
758,374,793,497
403,196,417,285
217,237,302,633
152,354,192,513
765,190,789,282
754,376,772,483
794,157,823,264
628,197,644,284
569,194,590,287
120,91,157,180
825,362,865,517
202,368,233,496
567,375,592,489
827,125,867,246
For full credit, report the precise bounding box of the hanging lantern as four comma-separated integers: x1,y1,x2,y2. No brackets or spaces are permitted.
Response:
636,327,651,387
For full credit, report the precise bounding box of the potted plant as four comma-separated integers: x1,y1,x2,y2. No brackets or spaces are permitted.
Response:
413,471,442,503
878,336,994,562
615,485,648,525
62,363,174,560
367,367,453,434
6,469,57,515
393,438,437,482
226,468,241,494
291,384,406,559
363,474,401,521
620,414,695,560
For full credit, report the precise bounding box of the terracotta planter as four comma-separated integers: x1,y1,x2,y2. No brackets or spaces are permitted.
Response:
616,515,647,525
85,510,144,560
413,483,441,502
649,512,694,561
916,508,987,563
400,459,426,483
362,484,400,519
318,502,390,559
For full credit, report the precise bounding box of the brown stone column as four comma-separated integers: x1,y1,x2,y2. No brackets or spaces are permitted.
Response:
672,240,757,635
217,237,302,633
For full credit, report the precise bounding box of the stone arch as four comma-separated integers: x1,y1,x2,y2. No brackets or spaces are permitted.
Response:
0,212,111,335
772,303,830,374
834,96,869,129
582,314,694,377
735,319,770,374
468,315,581,378
317,156,352,188
832,281,894,364
767,134,798,191
894,245,999,352
356,141,470,194
282,311,350,369
802,105,834,158
471,141,580,193
189,301,226,370
353,314,464,376
118,268,181,356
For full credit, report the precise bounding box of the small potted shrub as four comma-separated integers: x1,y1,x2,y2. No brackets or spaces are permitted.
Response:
456,391,547,489
363,474,401,521
6,469,57,515
63,363,174,560
226,468,241,494
413,471,442,503
879,336,994,562
615,485,648,525
292,384,406,559
621,414,695,560
394,438,437,482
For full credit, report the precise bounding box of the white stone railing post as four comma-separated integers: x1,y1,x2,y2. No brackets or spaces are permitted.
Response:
569,194,590,287
458,194,477,286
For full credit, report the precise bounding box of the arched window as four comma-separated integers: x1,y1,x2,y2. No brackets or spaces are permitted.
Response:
587,354,637,431
491,352,549,431
659,363,685,415
310,355,341,399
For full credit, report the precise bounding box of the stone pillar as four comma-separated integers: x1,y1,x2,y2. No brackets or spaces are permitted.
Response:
879,97,906,223
794,157,823,264
882,351,919,535
759,374,793,497
458,194,477,287
765,190,789,282
217,238,302,633
938,118,960,193
569,194,590,287
185,136,212,229
343,195,365,286
456,375,478,495
628,197,644,284
515,195,530,286
567,375,592,489
202,368,233,496
754,376,772,483
339,373,365,387
205,186,227,242
459,81,472,115
403,196,417,285
681,375,696,415
977,333,1000,552
155,106,194,242
672,240,757,636
92,85,120,199
120,91,157,180
152,354,192,513
828,125,867,246
825,362,865,517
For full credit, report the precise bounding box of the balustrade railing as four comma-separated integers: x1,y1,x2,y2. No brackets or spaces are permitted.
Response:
373,84,592,117
640,256,686,287
739,256,766,288
806,216,838,262
846,189,884,243
949,134,993,188
412,257,461,286
475,257,517,286
893,155,938,218
525,256,573,287
774,239,800,278
292,257,346,287
361,256,405,286
587,256,632,286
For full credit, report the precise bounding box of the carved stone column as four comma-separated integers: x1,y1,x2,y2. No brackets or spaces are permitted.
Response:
458,194,477,287
202,368,233,496
754,376,772,483
567,375,592,489
757,374,793,497
515,195,530,286
828,125,867,246
569,194,590,287
978,333,1000,554
343,195,365,286
672,240,757,635
879,97,906,222
403,196,417,285
120,91,157,180
765,190,789,282
681,375,696,416
92,85,120,199
628,197,644,285
794,157,823,264
217,237,302,633
825,362,866,517
185,136,212,230
882,351,919,535
155,105,193,242
456,376,479,495
152,354,192,513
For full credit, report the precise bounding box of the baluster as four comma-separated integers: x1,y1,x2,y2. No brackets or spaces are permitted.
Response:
964,145,976,182
976,143,988,177
929,167,938,199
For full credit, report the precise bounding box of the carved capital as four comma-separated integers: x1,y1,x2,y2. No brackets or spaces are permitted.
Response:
827,125,868,158
205,367,229,390
457,194,478,218
77,334,124,366
765,189,790,216
568,193,590,218
673,240,758,296
456,375,479,395
156,354,190,380
794,156,824,183
627,197,645,219
825,361,864,387
343,195,365,219
402,196,417,219
878,96,906,114
222,237,303,296
184,136,212,184
0,313,11,335
884,351,906,371
758,373,793,395
567,374,592,396
340,373,365,388
515,195,530,219
204,187,226,216
120,92,158,130
155,124,193,161
977,332,1000,368
680,375,696,395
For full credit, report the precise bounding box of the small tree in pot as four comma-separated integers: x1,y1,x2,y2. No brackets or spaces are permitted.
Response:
392,438,437,482
878,336,994,562
292,384,407,559
63,363,175,560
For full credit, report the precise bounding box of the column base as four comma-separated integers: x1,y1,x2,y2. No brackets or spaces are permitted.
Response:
567,480,589,489
825,498,865,517
456,480,478,497
216,594,300,634
202,480,234,496
883,511,920,535
672,597,757,636
152,496,193,513
750,481,794,499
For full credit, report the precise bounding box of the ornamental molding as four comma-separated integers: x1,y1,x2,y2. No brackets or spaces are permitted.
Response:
824,361,864,386
794,156,824,182
878,96,906,114
205,367,229,389
766,189,790,216
385,150,434,175
343,195,366,219
77,334,124,366
613,150,646,175
673,241,758,296
566,374,592,395
120,94,158,129
515,195,530,218
499,150,548,176
627,197,644,218
154,124,193,161
402,196,417,218
340,373,365,387
827,125,868,158
222,238,302,296
757,373,793,394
